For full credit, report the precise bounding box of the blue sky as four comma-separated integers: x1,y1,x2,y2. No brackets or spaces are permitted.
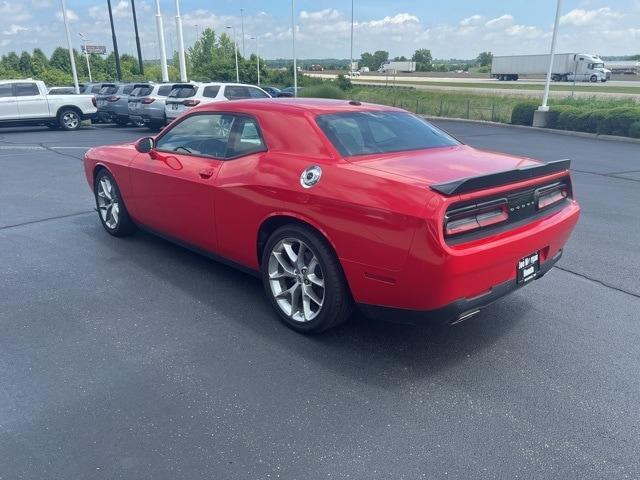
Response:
2,1,639,59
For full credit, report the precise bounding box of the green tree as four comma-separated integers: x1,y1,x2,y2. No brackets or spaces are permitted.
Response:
2,52,20,71
359,50,389,71
476,51,493,67
18,51,32,76
31,48,48,76
50,47,71,71
413,49,433,72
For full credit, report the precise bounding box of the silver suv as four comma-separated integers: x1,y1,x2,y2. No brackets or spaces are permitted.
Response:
128,83,182,131
97,83,151,125
165,83,271,123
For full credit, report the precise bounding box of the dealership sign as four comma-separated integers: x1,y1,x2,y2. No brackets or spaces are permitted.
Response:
81,45,107,54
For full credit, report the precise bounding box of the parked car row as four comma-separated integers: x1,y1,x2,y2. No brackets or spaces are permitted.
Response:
90,81,273,131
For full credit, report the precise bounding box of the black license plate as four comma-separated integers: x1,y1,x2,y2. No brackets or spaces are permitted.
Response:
517,251,540,284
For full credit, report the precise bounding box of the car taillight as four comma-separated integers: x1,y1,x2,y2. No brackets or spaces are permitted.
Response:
91,96,97,107
141,97,155,104
183,99,200,107
535,183,569,210
445,198,509,236
107,95,120,102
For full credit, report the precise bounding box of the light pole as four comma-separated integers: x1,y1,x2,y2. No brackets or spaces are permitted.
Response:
79,33,92,82
131,0,144,75
226,25,240,82
106,0,122,81
540,0,563,112
240,9,245,57
175,0,187,82
60,0,79,93
251,36,260,86
350,0,354,75
291,0,297,96
154,0,169,82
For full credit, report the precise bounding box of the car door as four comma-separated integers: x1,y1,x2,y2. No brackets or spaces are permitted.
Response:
14,82,49,118
128,112,235,252
0,83,18,120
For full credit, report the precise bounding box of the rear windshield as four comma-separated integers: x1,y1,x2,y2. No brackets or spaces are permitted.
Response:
316,111,459,157
98,85,118,95
157,85,173,96
131,85,153,97
168,85,196,98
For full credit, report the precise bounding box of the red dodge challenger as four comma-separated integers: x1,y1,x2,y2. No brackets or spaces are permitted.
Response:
83,98,580,333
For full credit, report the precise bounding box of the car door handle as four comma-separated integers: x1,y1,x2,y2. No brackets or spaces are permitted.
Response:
199,169,214,179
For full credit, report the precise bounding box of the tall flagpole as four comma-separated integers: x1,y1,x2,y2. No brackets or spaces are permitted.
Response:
60,0,79,93
131,0,144,75
175,0,187,82
291,0,297,96
155,0,169,82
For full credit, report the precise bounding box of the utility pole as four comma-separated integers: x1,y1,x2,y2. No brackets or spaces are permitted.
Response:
291,0,297,96
251,36,260,85
350,0,354,75
175,0,187,82
534,0,563,126
226,25,240,82
106,0,122,81
60,0,79,93
154,0,169,82
131,0,144,75
240,9,246,57
79,33,92,82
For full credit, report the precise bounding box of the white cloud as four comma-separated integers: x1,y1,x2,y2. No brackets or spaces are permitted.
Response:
56,9,78,22
299,9,341,21
460,15,484,26
560,8,624,27
485,14,513,29
0,2,31,22
366,13,419,28
3,24,27,35
112,0,130,18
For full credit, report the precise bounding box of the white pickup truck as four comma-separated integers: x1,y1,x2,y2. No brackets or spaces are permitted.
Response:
0,79,97,131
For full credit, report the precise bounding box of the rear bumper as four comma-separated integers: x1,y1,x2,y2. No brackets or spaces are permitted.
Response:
358,249,563,325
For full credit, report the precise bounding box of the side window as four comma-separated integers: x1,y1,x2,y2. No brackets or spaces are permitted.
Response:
228,117,266,158
224,86,250,100
91,85,103,93
122,85,135,95
0,84,12,97
202,86,221,98
248,87,269,98
155,113,236,158
13,83,39,96
157,85,173,96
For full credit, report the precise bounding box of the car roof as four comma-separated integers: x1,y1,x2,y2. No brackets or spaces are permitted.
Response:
192,97,403,116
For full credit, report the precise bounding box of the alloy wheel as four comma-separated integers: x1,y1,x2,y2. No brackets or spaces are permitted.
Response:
96,176,120,229
268,238,325,322
62,111,79,129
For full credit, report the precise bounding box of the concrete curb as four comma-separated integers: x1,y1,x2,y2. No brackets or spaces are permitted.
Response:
424,115,640,145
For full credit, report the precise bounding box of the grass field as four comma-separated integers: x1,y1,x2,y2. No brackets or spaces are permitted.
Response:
350,86,640,124
353,78,640,95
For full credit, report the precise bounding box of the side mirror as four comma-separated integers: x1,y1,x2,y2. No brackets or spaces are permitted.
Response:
135,136,154,153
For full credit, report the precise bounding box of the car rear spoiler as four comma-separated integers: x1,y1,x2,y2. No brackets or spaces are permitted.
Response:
430,159,571,196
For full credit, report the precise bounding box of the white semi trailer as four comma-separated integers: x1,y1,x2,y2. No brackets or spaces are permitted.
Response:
491,53,611,82
378,61,416,73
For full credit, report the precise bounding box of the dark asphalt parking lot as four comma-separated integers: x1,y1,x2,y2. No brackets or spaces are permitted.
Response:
1,121,639,479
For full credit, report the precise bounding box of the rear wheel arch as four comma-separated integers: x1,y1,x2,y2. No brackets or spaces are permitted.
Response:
257,215,339,268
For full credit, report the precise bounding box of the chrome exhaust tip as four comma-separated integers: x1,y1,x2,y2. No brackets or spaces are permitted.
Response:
450,309,481,326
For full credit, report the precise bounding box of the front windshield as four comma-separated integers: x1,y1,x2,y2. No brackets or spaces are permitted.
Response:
592,63,605,69
316,111,460,157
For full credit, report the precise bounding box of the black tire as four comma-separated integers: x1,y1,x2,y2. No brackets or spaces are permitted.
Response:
148,121,163,132
261,224,353,333
590,75,598,83
57,108,81,131
93,169,136,237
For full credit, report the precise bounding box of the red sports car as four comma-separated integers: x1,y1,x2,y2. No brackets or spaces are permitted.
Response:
84,98,580,333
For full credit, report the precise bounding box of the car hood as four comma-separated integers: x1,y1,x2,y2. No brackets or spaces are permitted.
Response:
346,145,541,186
